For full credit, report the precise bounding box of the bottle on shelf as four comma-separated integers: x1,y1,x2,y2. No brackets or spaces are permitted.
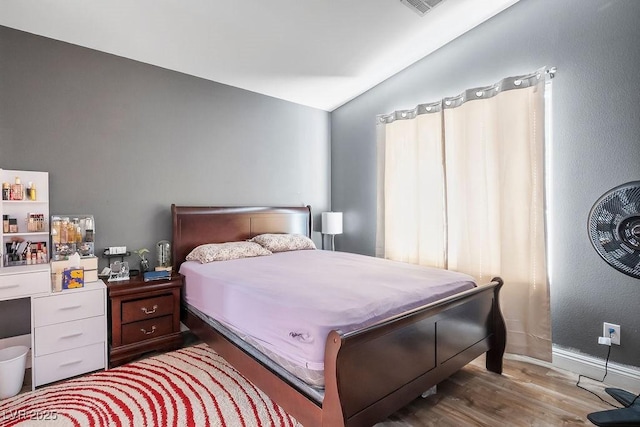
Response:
25,213,45,232
85,217,94,242
60,218,69,243
10,177,24,201
67,219,76,244
51,217,61,244
26,182,36,201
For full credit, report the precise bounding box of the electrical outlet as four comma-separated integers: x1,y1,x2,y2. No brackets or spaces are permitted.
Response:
603,322,621,345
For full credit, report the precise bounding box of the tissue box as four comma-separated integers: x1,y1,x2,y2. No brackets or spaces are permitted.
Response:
51,256,98,282
62,268,84,289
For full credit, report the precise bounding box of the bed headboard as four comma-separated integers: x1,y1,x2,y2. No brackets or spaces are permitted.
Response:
171,205,312,269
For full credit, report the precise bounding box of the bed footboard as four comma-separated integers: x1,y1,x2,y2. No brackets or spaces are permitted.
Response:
322,277,505,427
184,277,505,427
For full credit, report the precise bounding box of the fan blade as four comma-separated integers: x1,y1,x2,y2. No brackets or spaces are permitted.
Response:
602,241,619,253
618,251,640,269
596,222,613,232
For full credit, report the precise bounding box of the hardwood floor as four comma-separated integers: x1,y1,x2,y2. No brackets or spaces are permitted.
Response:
16,342,621,426
378,354,616,426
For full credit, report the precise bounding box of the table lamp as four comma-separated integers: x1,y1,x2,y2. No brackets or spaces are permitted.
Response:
321,212,343,251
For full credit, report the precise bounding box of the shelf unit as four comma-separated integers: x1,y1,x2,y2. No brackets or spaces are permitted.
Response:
1,170,50,270
0,169,51,392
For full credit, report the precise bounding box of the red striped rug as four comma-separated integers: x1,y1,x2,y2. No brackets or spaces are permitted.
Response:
0,344,299,426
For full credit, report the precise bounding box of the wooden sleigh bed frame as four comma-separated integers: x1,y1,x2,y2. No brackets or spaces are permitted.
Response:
172,205,506,427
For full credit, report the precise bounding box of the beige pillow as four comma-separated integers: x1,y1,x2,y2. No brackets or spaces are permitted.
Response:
186,241,272,263
250,233,316,253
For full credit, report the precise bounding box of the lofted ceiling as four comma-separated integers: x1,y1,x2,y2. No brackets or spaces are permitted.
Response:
0,0,519,111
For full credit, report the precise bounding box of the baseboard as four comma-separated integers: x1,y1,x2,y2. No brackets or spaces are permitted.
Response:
552,345,640,393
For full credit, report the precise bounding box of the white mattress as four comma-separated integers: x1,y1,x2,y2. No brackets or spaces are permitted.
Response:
181,250,475,380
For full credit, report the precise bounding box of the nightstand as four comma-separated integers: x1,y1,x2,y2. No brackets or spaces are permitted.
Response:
106,274,183,367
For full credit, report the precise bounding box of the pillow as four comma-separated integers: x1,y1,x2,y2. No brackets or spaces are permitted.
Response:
186,241,272,263
249,233,316,253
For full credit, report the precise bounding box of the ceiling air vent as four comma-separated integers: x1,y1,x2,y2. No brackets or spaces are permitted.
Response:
400,0,444,16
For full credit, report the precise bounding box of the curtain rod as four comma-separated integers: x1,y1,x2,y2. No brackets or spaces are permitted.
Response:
546,67,557,78
377,66,557,124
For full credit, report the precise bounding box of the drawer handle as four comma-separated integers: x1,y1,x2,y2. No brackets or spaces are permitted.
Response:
141,305,158,315
0,284,20,290
61,332,83,339
60,359,82,367
60,305,82,311
140,326,156,335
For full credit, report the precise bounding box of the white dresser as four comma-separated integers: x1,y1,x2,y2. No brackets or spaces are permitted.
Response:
32,280,107,387
1,169,107,389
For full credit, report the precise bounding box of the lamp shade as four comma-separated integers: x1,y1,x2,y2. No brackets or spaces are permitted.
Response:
322,212,343,235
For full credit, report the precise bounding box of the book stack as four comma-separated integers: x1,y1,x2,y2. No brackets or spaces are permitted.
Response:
143,270,171,282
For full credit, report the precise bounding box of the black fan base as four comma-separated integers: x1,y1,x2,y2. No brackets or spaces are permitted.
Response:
588,388,640,426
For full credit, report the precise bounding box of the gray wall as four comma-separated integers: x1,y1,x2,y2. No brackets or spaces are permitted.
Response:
1,25,331,271
331,0,640,367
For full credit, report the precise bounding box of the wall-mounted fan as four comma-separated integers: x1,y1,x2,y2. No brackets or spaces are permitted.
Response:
588,181,640,279
586,181,640,426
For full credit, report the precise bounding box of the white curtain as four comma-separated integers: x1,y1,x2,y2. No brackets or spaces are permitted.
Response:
377,108,447,268
376,69,551,361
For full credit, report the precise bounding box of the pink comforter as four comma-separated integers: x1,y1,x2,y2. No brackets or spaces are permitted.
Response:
180,250,475,371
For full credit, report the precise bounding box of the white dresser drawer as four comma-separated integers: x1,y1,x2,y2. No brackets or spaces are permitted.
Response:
35,316,106,357
34,342,105,386
0,271,49,300
33,288,105,327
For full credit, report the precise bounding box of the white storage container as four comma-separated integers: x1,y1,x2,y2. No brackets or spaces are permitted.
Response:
0,345,28,399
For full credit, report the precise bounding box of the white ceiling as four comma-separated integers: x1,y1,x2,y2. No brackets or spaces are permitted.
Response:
0,0,519,111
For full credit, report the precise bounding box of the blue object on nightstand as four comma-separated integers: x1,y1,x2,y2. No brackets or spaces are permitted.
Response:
143,270,171,282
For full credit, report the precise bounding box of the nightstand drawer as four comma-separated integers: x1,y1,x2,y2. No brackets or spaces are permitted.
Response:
34,342,105,386
35,316,106,356
0,270,50,300
34,288,105,327
121,315,173,345
121,294,174,324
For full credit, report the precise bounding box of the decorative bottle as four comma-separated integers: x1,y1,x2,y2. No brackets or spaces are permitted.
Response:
27,182,36,200
11,177,23,200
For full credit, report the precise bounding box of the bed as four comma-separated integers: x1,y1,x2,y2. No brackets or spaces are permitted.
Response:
172,205,506,427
